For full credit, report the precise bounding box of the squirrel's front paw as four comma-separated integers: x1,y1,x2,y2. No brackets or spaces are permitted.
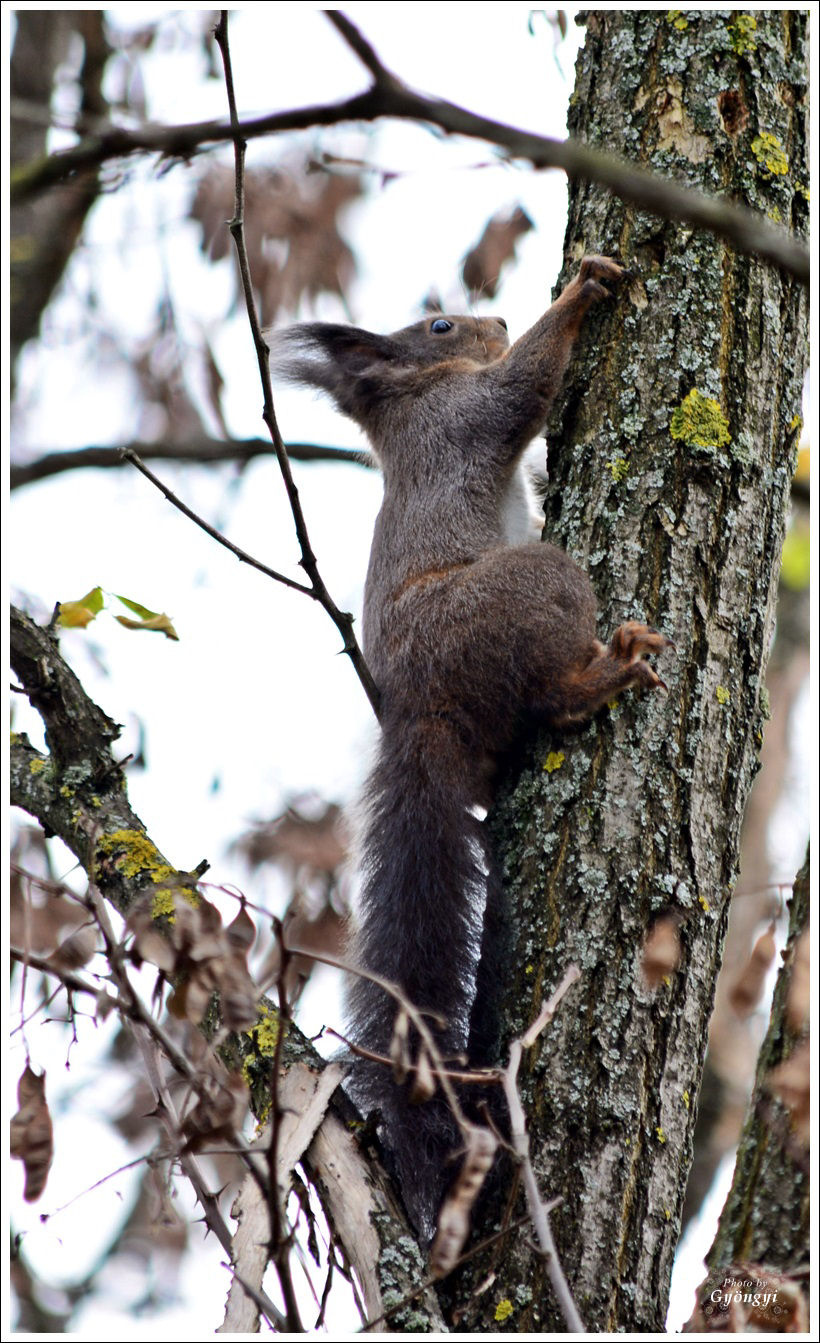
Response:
578,254,630,303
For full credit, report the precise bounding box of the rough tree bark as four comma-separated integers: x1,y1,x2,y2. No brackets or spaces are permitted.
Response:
448,11,807,1333
683,564,810,1232
708,847,809,1275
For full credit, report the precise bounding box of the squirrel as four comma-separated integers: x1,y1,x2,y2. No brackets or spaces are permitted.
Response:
271,255,673,1239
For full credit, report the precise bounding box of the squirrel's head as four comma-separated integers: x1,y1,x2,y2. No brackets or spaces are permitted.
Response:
268,315,509,427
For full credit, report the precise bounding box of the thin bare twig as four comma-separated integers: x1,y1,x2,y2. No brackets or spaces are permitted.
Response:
212,10,380,722
501,964,584,1332
324,1026,500,1087
123,448,313,596
265,917,304,1333
131,1022,285,1332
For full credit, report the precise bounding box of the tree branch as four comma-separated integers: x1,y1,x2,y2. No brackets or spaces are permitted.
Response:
11,439,372,490
10,15,807,281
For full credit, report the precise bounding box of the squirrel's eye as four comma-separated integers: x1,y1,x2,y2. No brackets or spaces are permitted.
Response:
430,319,453,334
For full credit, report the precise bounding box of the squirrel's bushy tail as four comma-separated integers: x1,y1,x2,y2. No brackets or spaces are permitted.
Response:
347,713,487,1237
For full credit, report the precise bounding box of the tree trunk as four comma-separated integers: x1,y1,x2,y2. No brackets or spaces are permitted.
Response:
708,847,809,1272
10,11,110,380
450,11,807,1333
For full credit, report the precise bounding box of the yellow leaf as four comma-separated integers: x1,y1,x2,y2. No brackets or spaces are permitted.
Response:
115,593,160,620
115,612,179,640
57,586,104,628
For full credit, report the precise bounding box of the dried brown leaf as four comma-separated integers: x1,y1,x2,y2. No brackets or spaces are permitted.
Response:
189,162,361,323
408,1048,436,1105
236,800,348,876
180,1071,247,1152
728,923,777,1017
461,206,533,299
11,850,88,957
10,1065,54,1202
389,1009,411,1084
430,1126,498,1279
49,921,98,972
226,904,256,955
167,972,212,1025
217,955,260,1033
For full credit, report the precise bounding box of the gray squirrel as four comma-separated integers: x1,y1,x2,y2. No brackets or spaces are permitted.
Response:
271,255,673,1238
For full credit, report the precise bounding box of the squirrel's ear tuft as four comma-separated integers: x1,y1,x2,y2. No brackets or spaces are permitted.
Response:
268,323,401,423
268,323,398,389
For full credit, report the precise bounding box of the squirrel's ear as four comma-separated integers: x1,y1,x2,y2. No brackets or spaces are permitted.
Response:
268,323,399,385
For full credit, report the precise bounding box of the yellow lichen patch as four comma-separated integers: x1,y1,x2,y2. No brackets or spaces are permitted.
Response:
606,456,630,483
727,13,757,56
151,888,177,920
716,685,730,705
656,1127,667,1144
494,1299,514,1323
97,828,175,883
242,1006,283,1119
670,389,731,449
683,1090,690,1109
698,895,710,913
667,11,688,31
245,1005,281,1058
543,751,566,774
59,784,73,798
751,131,789,178
29,758,46,775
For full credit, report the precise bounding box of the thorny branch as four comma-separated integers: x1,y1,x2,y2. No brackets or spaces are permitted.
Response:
10,13,808,282
211,10,381,721
8,944,288,1330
